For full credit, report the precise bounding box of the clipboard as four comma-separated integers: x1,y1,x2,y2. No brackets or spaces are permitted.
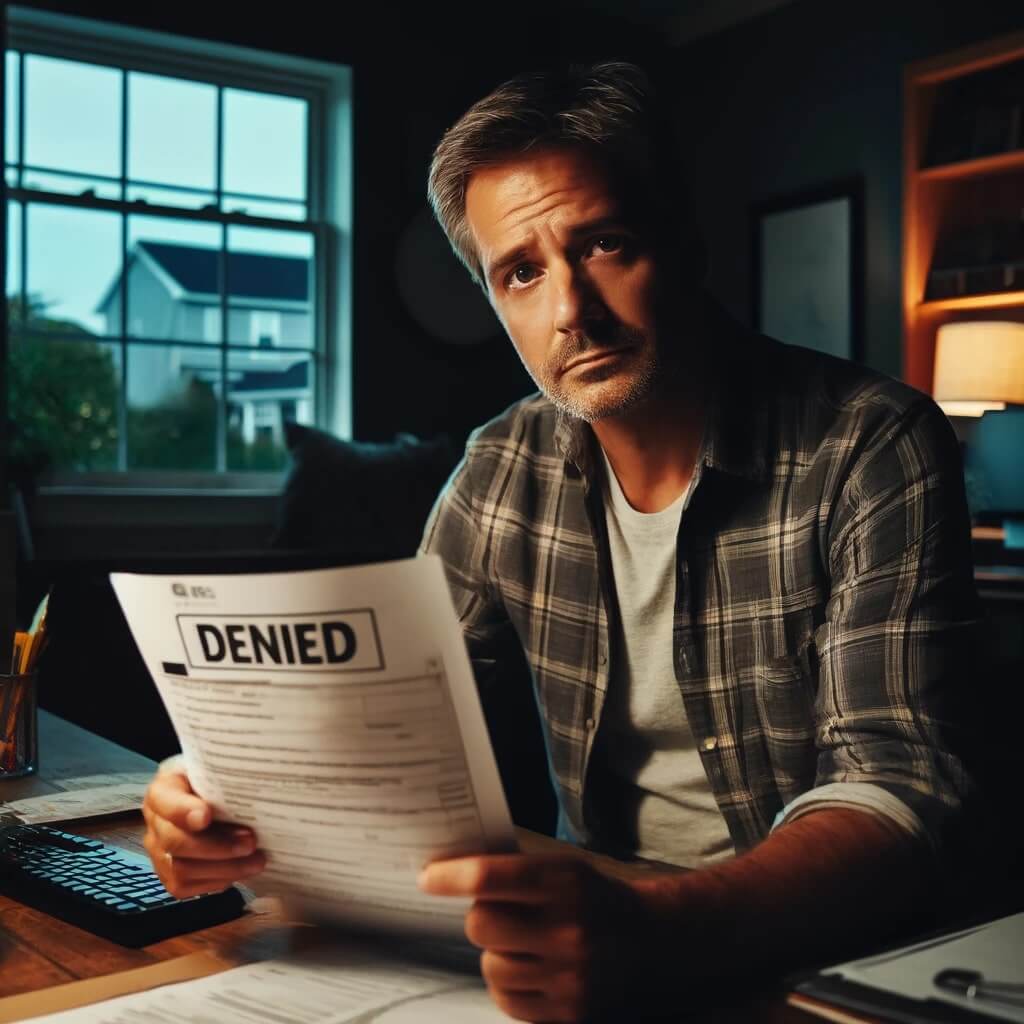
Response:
788,911,1024,1024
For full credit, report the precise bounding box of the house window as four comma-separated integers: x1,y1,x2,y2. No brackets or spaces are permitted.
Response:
249,311,282,349
4,7,352,483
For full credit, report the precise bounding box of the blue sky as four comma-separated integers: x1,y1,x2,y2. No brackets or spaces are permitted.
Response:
6,51,310,334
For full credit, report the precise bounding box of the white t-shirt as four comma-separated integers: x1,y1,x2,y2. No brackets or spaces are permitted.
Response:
594,449,734,868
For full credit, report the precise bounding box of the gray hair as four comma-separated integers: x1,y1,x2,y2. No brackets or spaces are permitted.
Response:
427,61,706,289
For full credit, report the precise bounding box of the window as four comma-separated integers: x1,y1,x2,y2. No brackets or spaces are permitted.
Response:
250,311,282,349
4,8,352,484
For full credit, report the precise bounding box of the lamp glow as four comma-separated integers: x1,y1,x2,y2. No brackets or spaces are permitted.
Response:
933,321,1024,417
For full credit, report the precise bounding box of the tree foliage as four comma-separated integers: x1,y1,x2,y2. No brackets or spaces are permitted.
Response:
7,295,119,474
8,294,292,474
127,377,218,471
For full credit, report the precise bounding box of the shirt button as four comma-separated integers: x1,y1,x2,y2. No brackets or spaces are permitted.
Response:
701,736,718,752
597,650,607,666
585,717,596,732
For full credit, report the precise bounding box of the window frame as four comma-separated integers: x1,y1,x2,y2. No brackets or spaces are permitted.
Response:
4,5,352,495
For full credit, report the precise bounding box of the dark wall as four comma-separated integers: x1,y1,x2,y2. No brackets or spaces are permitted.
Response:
673,0,1024,380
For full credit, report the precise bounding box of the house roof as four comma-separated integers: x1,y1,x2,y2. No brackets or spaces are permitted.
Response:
230,359,309,393
138,241,310,302
95,240,311,311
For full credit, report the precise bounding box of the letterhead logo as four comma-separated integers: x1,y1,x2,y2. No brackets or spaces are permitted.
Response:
171,583,216,599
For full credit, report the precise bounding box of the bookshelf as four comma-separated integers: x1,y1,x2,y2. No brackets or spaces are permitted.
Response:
903,31,1024,393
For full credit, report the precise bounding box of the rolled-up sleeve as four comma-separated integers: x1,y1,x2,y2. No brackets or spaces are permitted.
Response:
786,397,981,856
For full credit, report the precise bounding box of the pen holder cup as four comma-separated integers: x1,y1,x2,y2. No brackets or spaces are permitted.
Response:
0,671,38,779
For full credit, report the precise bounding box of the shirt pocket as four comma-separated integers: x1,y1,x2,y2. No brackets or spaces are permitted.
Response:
753,601,823,796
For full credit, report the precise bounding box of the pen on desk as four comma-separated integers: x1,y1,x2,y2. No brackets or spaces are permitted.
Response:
934,968,1024,1007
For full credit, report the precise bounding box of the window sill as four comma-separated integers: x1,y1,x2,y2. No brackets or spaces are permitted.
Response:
39,484,281,499
26,484,283,561
35,470,286,499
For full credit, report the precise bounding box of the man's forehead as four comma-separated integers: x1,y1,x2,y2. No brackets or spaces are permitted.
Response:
465,149,624,257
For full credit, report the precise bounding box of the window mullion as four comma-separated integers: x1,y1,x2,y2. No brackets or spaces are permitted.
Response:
215,87,227,473
314,221,328,437
7,187,312,232
19,200,26,331
16,50,25,189
117,66,129,472
215,85,224,208
16,50,26,357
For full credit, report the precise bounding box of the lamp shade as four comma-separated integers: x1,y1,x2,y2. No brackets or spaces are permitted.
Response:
933,321,1024,417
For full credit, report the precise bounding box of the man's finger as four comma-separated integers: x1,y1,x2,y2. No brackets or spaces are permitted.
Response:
148,815,257,861
468,905,593,963
465,902,551,953
166,851,267,890
481,953,587,1019
480,950,549,990
144,773,213,832
418,854,580,901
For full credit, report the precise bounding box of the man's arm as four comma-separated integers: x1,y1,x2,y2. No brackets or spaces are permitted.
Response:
785,394,982,856
420,806,926,1023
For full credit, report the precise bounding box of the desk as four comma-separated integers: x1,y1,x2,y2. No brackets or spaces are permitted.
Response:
0,713,277,1003
0,713,802,1022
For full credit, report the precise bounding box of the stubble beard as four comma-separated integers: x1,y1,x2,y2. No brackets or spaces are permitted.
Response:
526,326,659,424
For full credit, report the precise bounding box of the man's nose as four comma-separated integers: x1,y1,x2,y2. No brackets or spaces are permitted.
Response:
551,262,607,335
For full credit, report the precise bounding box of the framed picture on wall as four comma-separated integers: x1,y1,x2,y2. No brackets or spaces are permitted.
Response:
751,178,863,362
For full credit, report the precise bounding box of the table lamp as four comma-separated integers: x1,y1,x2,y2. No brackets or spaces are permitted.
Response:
933,320,1024,418
933,320,1024,551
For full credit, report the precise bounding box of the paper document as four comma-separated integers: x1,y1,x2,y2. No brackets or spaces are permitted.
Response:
0,773,153,825
110,557,517,940
26,944,508,1023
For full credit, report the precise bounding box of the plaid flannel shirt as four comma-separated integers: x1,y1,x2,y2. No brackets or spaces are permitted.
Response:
420,304,980,858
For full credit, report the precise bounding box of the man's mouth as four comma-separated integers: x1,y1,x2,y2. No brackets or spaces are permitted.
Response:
563,347,631,372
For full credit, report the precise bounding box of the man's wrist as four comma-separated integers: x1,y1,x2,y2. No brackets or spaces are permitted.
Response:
624,868,730,985
624,806,931,978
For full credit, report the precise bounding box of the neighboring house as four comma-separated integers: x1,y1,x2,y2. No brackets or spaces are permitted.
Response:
95,240,313,447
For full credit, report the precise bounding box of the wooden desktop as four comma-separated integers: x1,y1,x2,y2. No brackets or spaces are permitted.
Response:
0,713,841,1022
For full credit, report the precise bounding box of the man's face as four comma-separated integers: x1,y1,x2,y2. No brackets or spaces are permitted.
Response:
465,147,663,423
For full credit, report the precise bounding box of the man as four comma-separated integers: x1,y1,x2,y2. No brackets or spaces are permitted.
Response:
142,63,981,1022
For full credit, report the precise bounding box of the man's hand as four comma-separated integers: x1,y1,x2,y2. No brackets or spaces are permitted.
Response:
418,853,665,1023
141,769,267,899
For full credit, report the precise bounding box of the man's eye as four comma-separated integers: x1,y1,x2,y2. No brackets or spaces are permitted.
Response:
588,235,624,256
508,265,538,288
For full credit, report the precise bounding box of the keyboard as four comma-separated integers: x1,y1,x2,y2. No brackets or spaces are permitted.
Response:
0,824,246,947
